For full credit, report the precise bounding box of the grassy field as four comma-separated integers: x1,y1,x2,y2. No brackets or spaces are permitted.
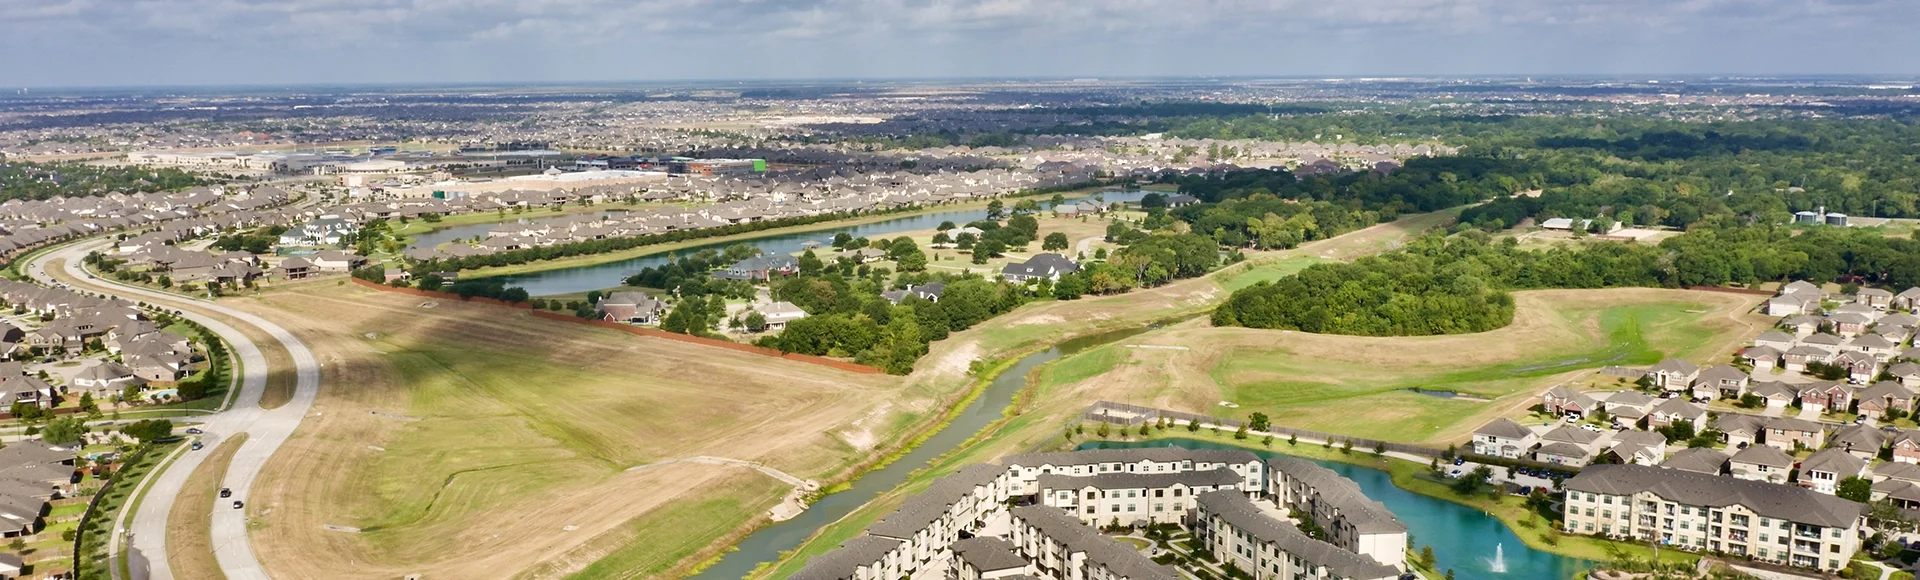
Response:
758,286,1766,577
167,433,247,580
232,283,934,580
1036,288,1769,444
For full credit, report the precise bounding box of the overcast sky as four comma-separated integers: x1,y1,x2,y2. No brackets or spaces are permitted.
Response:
5,0,1919,88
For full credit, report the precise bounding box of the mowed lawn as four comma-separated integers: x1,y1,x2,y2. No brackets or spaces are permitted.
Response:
1036,288,1769,444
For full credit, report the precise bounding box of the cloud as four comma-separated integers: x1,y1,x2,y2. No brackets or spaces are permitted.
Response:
1,0,1917,85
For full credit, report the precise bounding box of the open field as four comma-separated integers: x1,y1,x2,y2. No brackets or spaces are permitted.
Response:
1036,288,1771,444
167,433,247,580
229,282,935,579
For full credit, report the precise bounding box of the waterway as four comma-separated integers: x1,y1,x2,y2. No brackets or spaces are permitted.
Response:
688,325,1161,580
426,190,1152,296
1082,439,1594,580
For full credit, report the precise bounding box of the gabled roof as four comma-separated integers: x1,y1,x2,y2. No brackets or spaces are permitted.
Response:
1729,444,1795,468
1648,358,1700,376
1801,448,1867,477
1569,464,1862,528
1474,418,1534,440
1660,447,1726,475
1695,365,1749,384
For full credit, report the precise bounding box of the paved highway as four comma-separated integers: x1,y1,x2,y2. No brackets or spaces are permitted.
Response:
28,240,321,580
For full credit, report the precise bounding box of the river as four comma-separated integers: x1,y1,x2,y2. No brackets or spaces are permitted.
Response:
1083,439,1594,580
688,325,1161,580
421,190,1154,296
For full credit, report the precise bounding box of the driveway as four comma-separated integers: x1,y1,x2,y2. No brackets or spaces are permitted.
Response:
31,239,322,580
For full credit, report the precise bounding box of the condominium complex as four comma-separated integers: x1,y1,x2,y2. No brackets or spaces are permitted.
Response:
1563,464,1866,573
1192,491,1402,580
790,447,1404,580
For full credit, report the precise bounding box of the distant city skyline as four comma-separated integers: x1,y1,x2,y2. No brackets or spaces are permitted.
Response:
6,0,1920,88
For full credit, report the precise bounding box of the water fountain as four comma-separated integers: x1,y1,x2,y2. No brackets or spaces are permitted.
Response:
1488,542,1508,573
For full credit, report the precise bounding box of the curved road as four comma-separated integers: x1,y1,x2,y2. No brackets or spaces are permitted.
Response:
28,239,320,580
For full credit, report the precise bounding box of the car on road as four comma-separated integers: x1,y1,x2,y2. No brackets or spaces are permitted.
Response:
219,488,231,498
232,501,244,509
1448,469,1462,478
191,442,204,451
186,428,203,435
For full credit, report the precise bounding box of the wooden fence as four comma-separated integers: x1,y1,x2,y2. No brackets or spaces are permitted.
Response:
349,278,884,374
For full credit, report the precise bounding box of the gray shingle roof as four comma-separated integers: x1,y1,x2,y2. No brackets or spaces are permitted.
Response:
865,463,1004,539
788,535,903,580
952,536,1027,573
1567,464,1863,528
1192,491,1400,580
1008,505,1178,580
1474,417,1533,440
1659,447,1726,475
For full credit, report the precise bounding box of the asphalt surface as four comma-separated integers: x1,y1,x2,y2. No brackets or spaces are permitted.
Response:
30,240,321,580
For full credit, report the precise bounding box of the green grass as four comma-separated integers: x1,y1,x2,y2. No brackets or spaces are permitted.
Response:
1202,301,1730,441
563,474,787,580
1216,256,1328,291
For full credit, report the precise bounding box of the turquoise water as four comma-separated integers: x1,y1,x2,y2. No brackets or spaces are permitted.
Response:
1080,439,1595,580
456,190,1151,296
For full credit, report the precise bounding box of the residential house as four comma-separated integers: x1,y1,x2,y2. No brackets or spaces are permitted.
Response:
71,360,141,393
1857,287,1895,311
1797,381,1853,414
1799,448,1868,495
1606,430,1669,466
598,291,665,325
1765,417,1827,452
1830,311,1875,337
1729,444,1795,484
272,257,317,280
1534,426,1603,466
1752,331,1798,353
1740,345,1784,372
1694,365,1750,400
1646,359,1701,392
1856,381,1915,420
1832,350,1881,383
309,250,367,271
1891,362,1920,389
1542,386,1599,417
1471,418,1537,459
1895,287,1920,311
714,254,800,281
880,282,945,305
1648,399,1707,429
1000,253,1080,283
1714,413,1770,449
756,301,809,331
1660,447,1727,476
1749,381,1798,410
1826,425,1889,461
1894,431,1920,465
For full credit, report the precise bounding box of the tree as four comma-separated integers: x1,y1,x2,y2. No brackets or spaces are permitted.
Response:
936,220,956,231
1234,425,1249,439
158,275,173,289
1840,476,1875,503
896,251,927,272
1043,232,1070,251
744,311,768,333
40,416,87,444
660,300,707,336
987,200,1006,219
418,274,445,291
1248,412,1271,432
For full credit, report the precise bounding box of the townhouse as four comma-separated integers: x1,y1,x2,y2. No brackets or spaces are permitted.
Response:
1563,464,1866,573
1007,505,1178,580
1001,448,1265,498
1470,418,1536,459
1263,457,1408,570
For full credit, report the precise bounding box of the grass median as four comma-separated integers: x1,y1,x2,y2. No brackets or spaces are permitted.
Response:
167,433,248,580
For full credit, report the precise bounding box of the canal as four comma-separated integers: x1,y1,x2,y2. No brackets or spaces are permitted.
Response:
687,325,1162,580
1083,439,1594,580
425,190,1152,296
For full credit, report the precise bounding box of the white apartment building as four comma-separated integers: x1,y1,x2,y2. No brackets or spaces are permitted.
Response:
1563,464,1865,573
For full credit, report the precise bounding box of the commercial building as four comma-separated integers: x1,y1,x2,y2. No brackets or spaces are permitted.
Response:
1563,464,1865,573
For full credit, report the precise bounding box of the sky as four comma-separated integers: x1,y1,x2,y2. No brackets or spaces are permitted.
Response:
4,0,1920,87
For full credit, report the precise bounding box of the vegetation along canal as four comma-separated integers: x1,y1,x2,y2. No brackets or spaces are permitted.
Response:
431,189,1153,296
690,324,1160,580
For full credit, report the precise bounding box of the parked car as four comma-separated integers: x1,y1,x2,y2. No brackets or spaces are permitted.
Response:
232,501,244,510
1448,469,1462,478
1452,457,1465,466
219,488,231,498
1580,424,1602,432
185,428,203,435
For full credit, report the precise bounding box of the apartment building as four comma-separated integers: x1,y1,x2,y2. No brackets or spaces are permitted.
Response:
1007,505,1178,580
1002,448,1265,498
1036,469,1245,527
1563,464,1866,573
1191,491,1401,580
1263,457,1408,570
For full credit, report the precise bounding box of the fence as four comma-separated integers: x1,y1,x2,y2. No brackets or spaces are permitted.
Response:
350,278,884,375
1688,285,1776,296
1079,401,1445,459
